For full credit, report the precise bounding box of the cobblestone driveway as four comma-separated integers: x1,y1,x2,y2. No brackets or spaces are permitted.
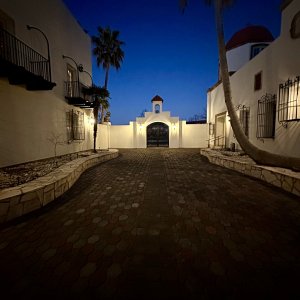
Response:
0,149,300,299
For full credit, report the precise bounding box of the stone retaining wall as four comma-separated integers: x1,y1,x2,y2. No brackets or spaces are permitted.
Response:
0,150,119,224
200,149,300,197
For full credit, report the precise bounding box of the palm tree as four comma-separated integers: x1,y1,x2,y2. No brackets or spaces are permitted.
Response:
91,87,110,152
98,96,110,123
180,0,300,170
92,26,125,123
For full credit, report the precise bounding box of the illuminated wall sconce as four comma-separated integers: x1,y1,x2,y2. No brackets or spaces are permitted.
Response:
89,116,95,126
138,123,144,133
172,123,176,131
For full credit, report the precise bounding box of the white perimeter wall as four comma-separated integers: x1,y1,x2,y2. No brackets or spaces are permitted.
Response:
96,121,208,149
181,122,208,148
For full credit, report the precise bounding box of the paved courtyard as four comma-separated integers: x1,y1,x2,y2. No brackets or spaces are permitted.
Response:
0,149,300,299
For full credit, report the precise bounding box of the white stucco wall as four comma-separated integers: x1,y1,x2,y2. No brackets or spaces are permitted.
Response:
96,114,208,149
181,122,208,148
109,124,135,148
96,124,109,150
207,0,300,158
226,43,271,73
0,0,94,167
226,43,252,73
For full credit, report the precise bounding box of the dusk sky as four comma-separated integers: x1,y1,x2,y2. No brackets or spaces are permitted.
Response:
63,0,282,125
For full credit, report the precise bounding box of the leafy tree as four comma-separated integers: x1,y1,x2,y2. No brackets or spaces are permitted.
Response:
180,0,300,170
92,26,125,123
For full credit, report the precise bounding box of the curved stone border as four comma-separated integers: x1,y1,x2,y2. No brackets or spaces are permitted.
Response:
200,149,300,197
0,149,119,224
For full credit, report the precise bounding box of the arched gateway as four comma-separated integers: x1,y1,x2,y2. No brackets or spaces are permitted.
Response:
147,122,169,147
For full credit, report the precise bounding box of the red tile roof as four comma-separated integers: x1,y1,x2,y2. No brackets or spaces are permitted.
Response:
226,26,274,51
151,95,164,102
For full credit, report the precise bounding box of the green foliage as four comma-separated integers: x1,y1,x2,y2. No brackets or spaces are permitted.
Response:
82,86,110,98
92,26,125,72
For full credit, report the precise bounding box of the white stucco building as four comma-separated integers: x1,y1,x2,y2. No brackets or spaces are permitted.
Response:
0,0,95,167
207,0,300,158
97,95,208,149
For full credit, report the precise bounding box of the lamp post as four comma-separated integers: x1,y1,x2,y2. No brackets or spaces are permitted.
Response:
27,25,52,82
62,55,81,96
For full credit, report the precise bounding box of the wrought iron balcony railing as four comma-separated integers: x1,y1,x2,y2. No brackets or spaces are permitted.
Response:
64,80,94,108
0,27,55,89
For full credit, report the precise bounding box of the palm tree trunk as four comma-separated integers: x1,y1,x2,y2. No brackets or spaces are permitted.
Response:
93,104,99,153
214,0,300,170
104,66,109,90
100,106,104,124
101,66,110,124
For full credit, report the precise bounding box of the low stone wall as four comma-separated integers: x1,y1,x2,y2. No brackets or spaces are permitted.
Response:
200,149,300,197
0,150,119,224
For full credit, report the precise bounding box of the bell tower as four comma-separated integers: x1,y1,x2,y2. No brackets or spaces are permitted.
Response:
151,95,163,113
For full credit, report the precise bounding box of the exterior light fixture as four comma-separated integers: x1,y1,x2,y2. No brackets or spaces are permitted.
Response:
89,116,95,126
139,123,144,133
78,64,93,86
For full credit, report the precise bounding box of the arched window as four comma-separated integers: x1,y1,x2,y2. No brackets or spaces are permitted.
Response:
291,11,300,39
155,104,160,113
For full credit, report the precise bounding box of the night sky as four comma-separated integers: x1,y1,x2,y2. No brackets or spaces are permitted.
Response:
63,0,282,124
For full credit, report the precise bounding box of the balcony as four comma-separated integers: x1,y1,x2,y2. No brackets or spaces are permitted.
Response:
64,81,94,108
0,27,56,90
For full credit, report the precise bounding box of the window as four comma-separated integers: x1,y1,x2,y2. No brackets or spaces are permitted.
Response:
278,76,300,123
250,43,268,59
254,72,262,91
66,64,77,97
155,104,160,113
0,9,15,61
66,110,85,141
290,11,300,39
0,9,15,33
237,106,250,137
256,94,276,138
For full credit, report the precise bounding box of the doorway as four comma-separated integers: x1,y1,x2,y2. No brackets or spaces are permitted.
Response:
147,122,169,147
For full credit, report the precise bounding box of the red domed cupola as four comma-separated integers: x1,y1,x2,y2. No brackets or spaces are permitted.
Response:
226,25,274,51
151,95,164,103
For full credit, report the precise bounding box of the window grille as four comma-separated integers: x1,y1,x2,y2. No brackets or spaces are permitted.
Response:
256,94,276,138
237,106,250,137
278,76,300,123
66,110,85,141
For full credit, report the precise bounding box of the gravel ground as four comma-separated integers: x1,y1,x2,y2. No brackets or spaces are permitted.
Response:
0,151,94,190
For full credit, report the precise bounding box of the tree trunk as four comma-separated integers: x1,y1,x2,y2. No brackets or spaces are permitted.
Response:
104,66,109,90
101,66,110,124
101,105,105,124
214,0,300,170
93,104,99,153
